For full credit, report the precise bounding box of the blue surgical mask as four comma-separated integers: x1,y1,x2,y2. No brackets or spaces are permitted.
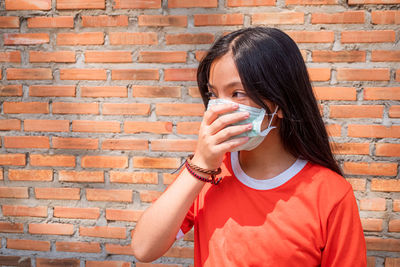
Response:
207,98,279,152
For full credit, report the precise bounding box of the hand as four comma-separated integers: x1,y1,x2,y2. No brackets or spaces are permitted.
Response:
191,102,252,170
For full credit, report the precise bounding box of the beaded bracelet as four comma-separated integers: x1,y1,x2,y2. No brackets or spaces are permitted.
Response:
186,154,221,176
185,160,222,185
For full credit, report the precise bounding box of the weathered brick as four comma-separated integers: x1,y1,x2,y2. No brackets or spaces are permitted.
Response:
165,68,197,81
7,239,50,251
311,11,364,24
4,101,49,114
166,33,214,44
56,0,105,9
341,31,395,43
252,12,304,25
133,85,181,97
360,198,386,211
30,154,75,167
133,157,180,169
105,243,134,255
0,17,19,28
388,220,400,232
54,206,100,219
308,68,331,81
329,105,383,118
124,121,172,134
103,103,150,115
5,0,51,10
313,87,356,100
177,122,201,135
361,218,383,232
79,226,126,239
84,51,132,63
35,187,80,200
227,0,275,6
106,209,143,222
109,32,157,45
312,51,365,62
53,102,99,114
156,103,204,116
29,223,74,235
82,15,128,27
24,119,69,132
140,190,163,203
4,33,49,45
112,69,159,80
286,0,337,4
371,51,400,62
0,187,28,199
364,87,400,100
0,51,21,62
29,85,76,97
37,258,79,267
86,261,131,267
0,154,26,166
372,11,400,24
101,139,149,151
56,241,101,253
371,179,400,192
151,139,197,152
4,136,50,149
343,162,398,176
389,106,400,118
195,14,244,26
365,237,400,252
29,51,75,62
57,32,104,45
27,16,74,28
109,171,157,184
331,142,370,155
81,86,127,97
346,178,366,191
375,143,400,157
139,51,186,63
113,0,161,9
0,222,24,233
81,156,128,168
337,68,390,81
138,15,187,27
72,120,120,133
287,31,334,43
7,68,52,80
8,169,53,181
0,85,22,96
168,0,218,7
2,205,47,217
86,189,132,202
59,170,104,183
348,125,400,138
60,69,107,80
52,137,98,150
349,0,400,4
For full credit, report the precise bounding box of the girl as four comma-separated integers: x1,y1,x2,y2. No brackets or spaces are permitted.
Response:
132,27,367,266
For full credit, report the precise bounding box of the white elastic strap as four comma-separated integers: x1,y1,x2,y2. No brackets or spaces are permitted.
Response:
260,106,279,136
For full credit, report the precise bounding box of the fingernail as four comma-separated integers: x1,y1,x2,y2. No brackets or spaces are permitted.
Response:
232,103,239,108
247,124,253,129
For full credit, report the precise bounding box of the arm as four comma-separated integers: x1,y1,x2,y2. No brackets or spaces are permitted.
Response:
131,102,251,262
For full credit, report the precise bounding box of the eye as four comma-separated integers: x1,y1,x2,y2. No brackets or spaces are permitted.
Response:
232,91,247,98
205,91,217,99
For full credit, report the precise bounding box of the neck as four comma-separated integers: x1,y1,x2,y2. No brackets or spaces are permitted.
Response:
238,131,297,180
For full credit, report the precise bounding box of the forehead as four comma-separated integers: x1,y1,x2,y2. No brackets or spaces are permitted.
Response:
209,53,243,89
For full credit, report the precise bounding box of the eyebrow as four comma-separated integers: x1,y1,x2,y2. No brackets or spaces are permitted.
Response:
207,81,243,89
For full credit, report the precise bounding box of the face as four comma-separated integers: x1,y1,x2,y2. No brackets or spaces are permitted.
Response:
208,52,281,130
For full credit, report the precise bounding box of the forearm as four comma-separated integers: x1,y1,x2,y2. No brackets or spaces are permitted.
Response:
132,168,205,262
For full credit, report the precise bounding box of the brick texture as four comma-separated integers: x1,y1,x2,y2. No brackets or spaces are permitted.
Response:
0,0,398,265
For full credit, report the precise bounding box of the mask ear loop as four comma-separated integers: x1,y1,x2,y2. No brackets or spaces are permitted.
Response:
259,106,279,136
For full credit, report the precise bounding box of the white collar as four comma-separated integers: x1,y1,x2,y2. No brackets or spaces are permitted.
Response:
230,151,308,190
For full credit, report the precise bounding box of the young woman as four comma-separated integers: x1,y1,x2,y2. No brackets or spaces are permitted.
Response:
132,27,367,266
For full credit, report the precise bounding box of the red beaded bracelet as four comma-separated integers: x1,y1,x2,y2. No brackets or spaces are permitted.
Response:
185,160,222,185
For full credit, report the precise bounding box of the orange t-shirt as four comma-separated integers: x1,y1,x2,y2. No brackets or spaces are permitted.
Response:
180,152,366,267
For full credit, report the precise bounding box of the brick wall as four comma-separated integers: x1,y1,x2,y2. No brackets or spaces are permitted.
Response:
0,0,399,266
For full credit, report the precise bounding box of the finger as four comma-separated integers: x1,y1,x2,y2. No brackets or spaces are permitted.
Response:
213,123,252,144
203,102,239,125
209,111,250,135
215,136,250,153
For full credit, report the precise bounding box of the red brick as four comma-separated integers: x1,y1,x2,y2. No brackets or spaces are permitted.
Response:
111,69,159,80
85,51,132,63
102,103,150,115
28,16,74,28
140,190,163,203
124,121,172,134
346,178,366,191
60,69,106,80
311,11,364,24
286,0,337,3
113,0,161,9
106,209,143,222
53,102,99,114
57,32,104,45
0,51,21,62
24,119,69,132
133,157,180,169
86,261,131,267
110,171,157,184
0,154,25,166
4,101,48,114
138,15,187,27
52,137,98,150
30,154,75,167
59,170,104,183
0,85,22,96
0,122,11,133
2,205,47,217
168,0,217,7
376,143,400,157
331,142,370,155
5,0,51,10
109,32,157,45
364,87,400,100
360,198,386,211
361,218,383,232
165,68,196,81
372,11,400,24
349,0,400,4
195,51,207,62
29,51,75,62
35,187,80,200
343,162,398,176
308,68,331,81
166,33,214,45
163,173,178,185
366,237,400,252
0,17,19,28
56,241,101,253
177,122,201,135
313,87,356,100
37,258,79,267
329,105,383,118
151,139,197,152
392,199,399,211
156,103,204,116
101,139,148,151
72,120,120,133
0,187,28,199
371,179,400,192
54,206,100,219
389,220,400,232
82,15,128,27
139,51,186,63
337,68,390,81
287,31,334,43
57,0,105,9
105,243,134,255
6,68,52,80
195,14,244,26
227,0,275,6
29,223,74,235
81,156,127,169
133,85,181,97
348,125,400,138
4,33,49,45
389,106,400,118
81,86,127,97
80,226,126,239
252,12,304,25
7,239,50,251
4,136,49,149
29,85,75,97
385,257,400,267
312,51,365,62
86,189,132,202
341,31,395,43
0,222,23,233
9,169,52,182
371,51,400,62
164,246,194,258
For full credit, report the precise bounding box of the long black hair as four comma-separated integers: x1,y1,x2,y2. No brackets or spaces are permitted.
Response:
197,27,342,176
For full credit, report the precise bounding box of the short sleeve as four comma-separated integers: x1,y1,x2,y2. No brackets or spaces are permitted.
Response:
321,189,367,267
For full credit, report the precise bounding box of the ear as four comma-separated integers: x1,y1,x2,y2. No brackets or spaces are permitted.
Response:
277,108,283,119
